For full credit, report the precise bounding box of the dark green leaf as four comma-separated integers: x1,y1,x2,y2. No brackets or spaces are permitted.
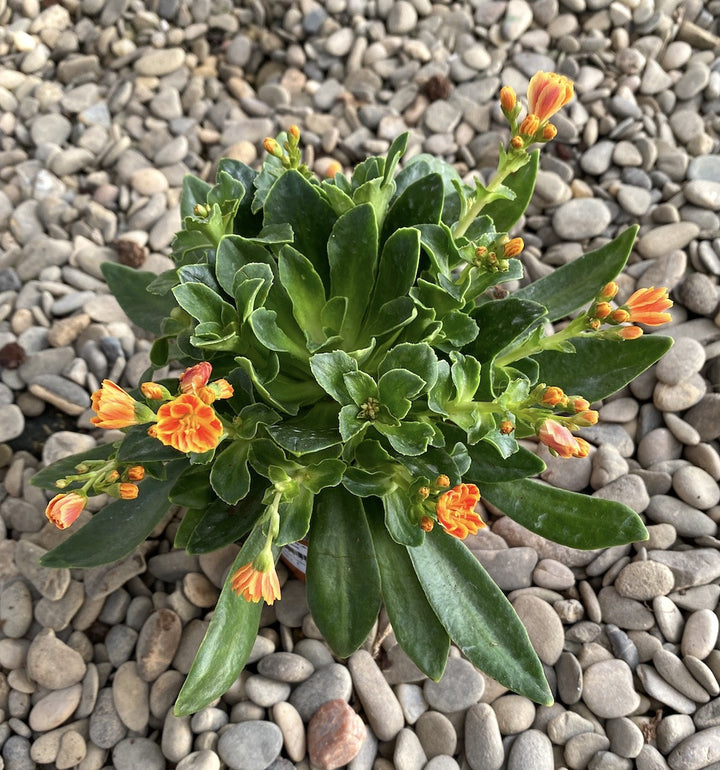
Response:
328,204,379,344
534,334,673,403
215,235,273,296
465,441,545,483
267,403,341,455
173,282,236,325
382,173,444,242
180,174,212,219
309,350,357,404
116,426,183,463
382,131,408,186
173,508,206,550
481,478,649,549
169,464,214,508
278,246,327,348
210,440,251,505
174,539,264,716
409,527,552,705
376,421,435,456
468,298,547,363
40,462,185,568
101,263,178,335
367,501,449,679
394,154,465,225
378,369,425,419
513,227,638,322
307,488,382,657
366,228,421,322
378,343,438,392
263,170,336,285
383,489,424,546
483,150,539,233
276,487,314,546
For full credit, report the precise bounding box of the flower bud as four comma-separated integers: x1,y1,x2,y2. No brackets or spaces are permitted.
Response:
541,386,566,407
611,308,630,324
127,466,145,481
418,487,430,499
541,123,557,141
600,282,619,299
141,381,171,401
571,397,590,413
420,516,434,532
435,475,451,488
500,420,514,435
263,137,282,157
119,483,139,500
503,237,524,258
594,302,612,320
325,160,342,178
510,135,524,149
500,86,516,113
288,124,300,141
519,114,540,137
618,325,643,340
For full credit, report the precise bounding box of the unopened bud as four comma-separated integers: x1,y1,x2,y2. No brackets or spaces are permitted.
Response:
600,282,619,299
418,486,430,499
325,160,342,178
519,114,540,137
141,381,170,401
500,86,516,113
435,475,450,488
119,483,139,500
542,386,566,407
106,470,120,483
595,302,612,320
263,137,282,157
542,123,557,141
55,479,69,489
573,438,591,458
500,420,514,435
127,466,145,481
420,516,434,532
503,237,524,258
510,135,524,149
288,124,300,140
572,398,590,413
577,410,599,426
618,325,643,340
611,308,630,324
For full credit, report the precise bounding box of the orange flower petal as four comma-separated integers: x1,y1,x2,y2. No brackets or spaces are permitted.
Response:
436,483,484,539
622,287,673,326
231,561,281,605
90,380,140,429
538,420,580,459
152,393,223,454
45,492,86,529
527,72,574,123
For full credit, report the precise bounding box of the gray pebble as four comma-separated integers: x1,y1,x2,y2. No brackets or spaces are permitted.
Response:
606,716,644,759
161,711,193,763
415,710,456,758
598,586,655,630
89,687,128,749
653,648,710,704
637,223,700,259
564,732,611,769
645,495,717,538
136,609,182,681
673,465,720,510
512,594,564,665
681,609,719,660
0,581,33,638
289,663,353,722
655,714,695,755
112,737,166,770
668,726,720,769
349,650,405,740
257,652,314,683
175,750,222,770
245,674,291,708
472,547,537,591
636,664,697,715
492,694,535,735
27,630,86,689
582,659,640,718
649,548,720,589
464,703,504,770
614,559,674,600
394,727,427,769
507,729,553,770
552,198,611,241
217,721,283,770
653,596,685,644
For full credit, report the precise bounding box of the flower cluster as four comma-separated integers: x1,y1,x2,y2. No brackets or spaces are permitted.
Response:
44,364,232,530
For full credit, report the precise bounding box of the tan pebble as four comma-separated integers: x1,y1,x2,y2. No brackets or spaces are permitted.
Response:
136,609,182,682
112,661,149,731
130,167,169,196
56,730,87,769
29,683,82,731
47,313,91,347
182,572,220,608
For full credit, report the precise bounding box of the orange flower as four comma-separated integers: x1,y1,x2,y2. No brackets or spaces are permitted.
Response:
571,397,590,413
45,492,86,530
537,419,581,459
619,287,673,326
91,380,155,429
180,362,213,394
500,85,516,113
127,466,145,481
152,393,223,454
436,483,484,540
231,561,281,605
503,237,524,258
574,438,591,458
527,71,574,123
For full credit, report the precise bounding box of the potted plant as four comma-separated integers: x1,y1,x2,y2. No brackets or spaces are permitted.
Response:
33,72,673,715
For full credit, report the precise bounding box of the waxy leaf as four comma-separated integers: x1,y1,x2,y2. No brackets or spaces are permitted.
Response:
173,282,236,325
307,488,382,657
309,350,358,404
368,502,449,679
174,532,265,715
379,343,438,392
101,263,178,335
366,228,421,321
534,334,673,403
382,173,444,242
465,441,545,483
382,489,424,546
513,227,638,322
40,462,186,568
278,247,327,349
378,369,425,419
483,150,539,233
468,297,547,364
210,440,251,505
180,173,212,219
276,487,314,545
409,527,552,705
481,478,649,549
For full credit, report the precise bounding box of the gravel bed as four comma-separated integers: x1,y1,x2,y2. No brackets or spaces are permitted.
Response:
1,0,720,768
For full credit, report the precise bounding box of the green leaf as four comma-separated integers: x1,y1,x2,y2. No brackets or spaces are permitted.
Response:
382,131,408,186
468,298,546,364
366,228,421,322
367,501,449,680
382,173,444,242
215,235,273,296
534,334,673,403
328,204,379,344
395,154,465,225
40,462,185,568
465,441,545,483
249,308,309,361
278,246,327,349
303,458,346,493
342,467,396,497
31,444,116,490
378,369,425,419
173,282,236,325
383,489,424,546
232,263,274,322
483,150,539,233
263,169,336,285
481,478,648,549
185,486,264,554
309,350,358,404
418,223,464,276
339,404,368,442
174,541,264,715
379,343,438,392
173,508,205,549
116,426,183,463
180,174,212,219
210,440,251,505
169,464,214,508
307,488,382,657
376,421,435,456
513,227,638,322
267,403,341,454
343,370,378,406
101,263,178,335
408,527,552,705
276,487,314,545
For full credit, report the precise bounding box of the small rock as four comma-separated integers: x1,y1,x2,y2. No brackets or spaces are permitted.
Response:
136,610,182,681
512,594,564,665
217,721,283,770
307,699,367,770
582,659,641,718
614,560,675,600
349,650,404,740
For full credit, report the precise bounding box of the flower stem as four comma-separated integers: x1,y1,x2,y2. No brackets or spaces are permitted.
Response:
494,315,589,369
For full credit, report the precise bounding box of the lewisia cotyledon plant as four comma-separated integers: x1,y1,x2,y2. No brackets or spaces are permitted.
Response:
34,72,673,714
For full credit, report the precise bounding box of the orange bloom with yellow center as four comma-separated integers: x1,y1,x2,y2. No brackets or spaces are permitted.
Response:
436,483,484,540
231,561,281,605
91,380,150,429
45,491,87,530
151,393,223,454
538,419,581,459
527,71,574,123
619,287,673,326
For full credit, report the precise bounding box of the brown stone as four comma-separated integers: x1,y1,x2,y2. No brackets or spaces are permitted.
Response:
136,609,182,682
307,699,366,770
